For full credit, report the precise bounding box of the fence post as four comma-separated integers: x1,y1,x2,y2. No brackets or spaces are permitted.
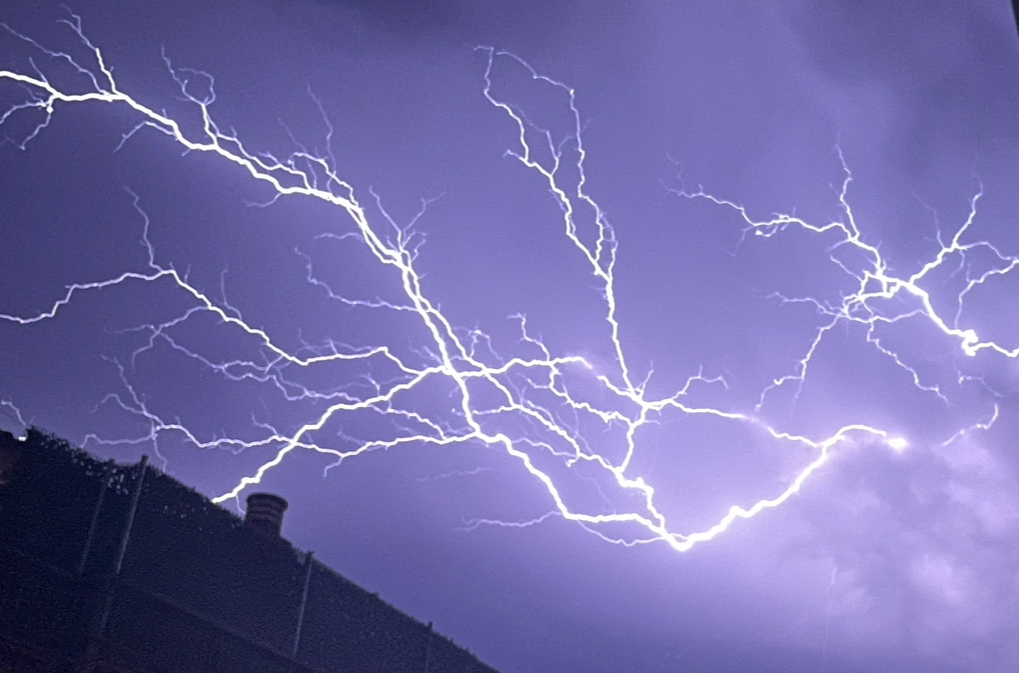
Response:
292,551,314,659
78,460,115,576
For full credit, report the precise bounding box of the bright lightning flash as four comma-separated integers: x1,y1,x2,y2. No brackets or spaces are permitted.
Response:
0,14,1013,553
886,437,909,453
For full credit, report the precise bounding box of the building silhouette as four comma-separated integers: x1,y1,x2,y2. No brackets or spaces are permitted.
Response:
0,428,501,673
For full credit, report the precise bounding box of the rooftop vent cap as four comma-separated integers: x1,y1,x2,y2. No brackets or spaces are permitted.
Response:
244,492,288,537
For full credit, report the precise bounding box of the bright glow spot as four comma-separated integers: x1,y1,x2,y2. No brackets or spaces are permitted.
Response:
887,437,909,453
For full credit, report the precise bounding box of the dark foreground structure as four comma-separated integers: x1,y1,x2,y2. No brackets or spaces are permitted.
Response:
0,429,500,673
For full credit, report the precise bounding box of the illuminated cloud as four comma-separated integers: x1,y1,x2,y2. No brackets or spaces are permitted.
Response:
2,2,1018,671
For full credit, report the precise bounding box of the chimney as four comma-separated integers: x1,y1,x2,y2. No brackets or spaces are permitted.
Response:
244,493,288,537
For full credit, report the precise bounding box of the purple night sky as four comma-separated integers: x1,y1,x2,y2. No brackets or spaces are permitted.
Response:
3,2,1019,671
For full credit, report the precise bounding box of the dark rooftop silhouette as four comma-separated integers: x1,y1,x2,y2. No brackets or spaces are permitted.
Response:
0,427,501,673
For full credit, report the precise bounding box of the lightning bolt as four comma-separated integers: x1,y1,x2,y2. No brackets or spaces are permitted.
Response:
673,150,1018,411
0,13,1010,553
0,400,28,439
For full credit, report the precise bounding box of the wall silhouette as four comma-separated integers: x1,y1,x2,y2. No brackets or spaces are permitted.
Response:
0,428,500,673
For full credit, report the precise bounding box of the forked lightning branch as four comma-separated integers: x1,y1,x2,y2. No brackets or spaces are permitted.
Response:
1,13,1013,552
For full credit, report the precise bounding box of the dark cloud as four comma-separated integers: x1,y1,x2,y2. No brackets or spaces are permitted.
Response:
269,0,579,50
273,0,463,37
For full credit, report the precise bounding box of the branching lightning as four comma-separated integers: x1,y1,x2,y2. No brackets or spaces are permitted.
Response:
674,154,1019,411
0,14,1013,553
